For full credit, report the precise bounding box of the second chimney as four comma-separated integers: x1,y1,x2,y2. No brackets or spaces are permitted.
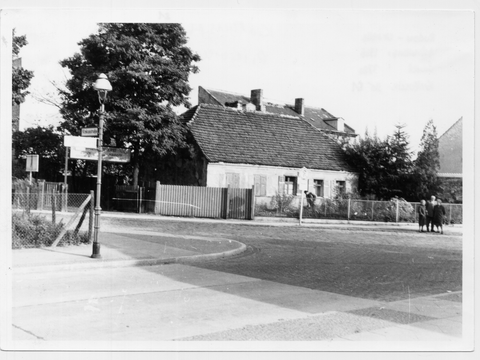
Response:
250,89,265,111
294,98,305,116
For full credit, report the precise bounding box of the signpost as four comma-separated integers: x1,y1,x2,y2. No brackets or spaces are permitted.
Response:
298,167,308,225
25,154,39,184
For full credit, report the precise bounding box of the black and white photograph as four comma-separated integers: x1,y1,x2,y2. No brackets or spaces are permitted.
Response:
1,1,477,359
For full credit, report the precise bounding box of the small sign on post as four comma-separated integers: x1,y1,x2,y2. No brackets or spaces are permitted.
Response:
25,154,39,184
81,127,99,137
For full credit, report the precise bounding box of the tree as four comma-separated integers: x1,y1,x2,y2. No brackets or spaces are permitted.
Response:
12,30,34,107
412,119,440,199
384,124,414,197
344,125,415,200
59,23,201,186
12,126,64,181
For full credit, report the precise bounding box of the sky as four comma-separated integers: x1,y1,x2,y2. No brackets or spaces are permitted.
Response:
4,2,475,154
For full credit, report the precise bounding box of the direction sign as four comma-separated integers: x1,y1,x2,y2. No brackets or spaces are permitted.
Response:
64,135,97,149
81,127,98,137
70,147,131,163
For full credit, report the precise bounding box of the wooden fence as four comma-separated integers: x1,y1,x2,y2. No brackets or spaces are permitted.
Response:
154,183,255,220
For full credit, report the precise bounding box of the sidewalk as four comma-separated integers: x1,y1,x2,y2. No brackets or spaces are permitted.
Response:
13,229,247,274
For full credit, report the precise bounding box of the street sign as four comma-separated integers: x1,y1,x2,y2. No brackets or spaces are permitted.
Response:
81,127,99,137
25,154,39,172
64,135,97,149
70,147,131,163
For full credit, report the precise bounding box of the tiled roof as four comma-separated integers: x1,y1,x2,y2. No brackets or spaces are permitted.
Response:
181,104,355,172
202,88,356,135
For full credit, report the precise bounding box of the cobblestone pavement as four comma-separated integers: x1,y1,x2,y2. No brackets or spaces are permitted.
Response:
104,218,462,303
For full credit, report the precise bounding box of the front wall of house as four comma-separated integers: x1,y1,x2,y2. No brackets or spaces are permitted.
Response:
206,162,357,201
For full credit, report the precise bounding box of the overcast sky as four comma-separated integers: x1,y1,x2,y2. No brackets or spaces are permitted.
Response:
5,3,474,154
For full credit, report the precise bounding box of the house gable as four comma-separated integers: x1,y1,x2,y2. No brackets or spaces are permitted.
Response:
438,117,462,176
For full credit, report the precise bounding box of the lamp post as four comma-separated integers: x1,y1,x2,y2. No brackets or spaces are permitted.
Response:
91,73,112,258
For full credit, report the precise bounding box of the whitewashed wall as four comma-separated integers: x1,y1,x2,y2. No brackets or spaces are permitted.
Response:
206,162,357,202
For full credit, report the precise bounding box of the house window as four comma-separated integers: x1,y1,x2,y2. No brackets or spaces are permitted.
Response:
254,175,267,196
284,176,297,195
314,180,324,197
336,180,346,194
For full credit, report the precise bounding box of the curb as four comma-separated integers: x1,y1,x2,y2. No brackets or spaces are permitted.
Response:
13,239,247,274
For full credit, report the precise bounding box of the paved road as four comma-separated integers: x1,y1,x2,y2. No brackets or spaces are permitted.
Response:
10,217,464,348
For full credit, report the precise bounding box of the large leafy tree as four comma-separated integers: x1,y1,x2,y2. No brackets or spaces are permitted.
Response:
12,126,64,181
412,119,440,199
344,125,415,200
59,23,200,186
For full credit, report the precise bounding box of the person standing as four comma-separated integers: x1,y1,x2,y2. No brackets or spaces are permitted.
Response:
433,199,446,234
304,191,316,208
425,195,437,232
418,199,427,232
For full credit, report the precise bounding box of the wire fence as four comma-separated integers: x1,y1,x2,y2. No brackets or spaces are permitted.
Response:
255,196,463,225
12,192,93,249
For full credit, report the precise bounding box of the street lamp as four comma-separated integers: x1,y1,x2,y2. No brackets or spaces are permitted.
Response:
91,73,112,258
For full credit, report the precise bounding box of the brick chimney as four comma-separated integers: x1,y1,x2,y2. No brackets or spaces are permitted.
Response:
294,98,304,116
250,89,265,111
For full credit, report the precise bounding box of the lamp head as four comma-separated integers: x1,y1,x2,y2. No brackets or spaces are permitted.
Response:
93,73,112,104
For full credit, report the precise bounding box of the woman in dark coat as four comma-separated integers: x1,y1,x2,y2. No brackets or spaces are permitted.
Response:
418,200,427,232
433,199,446,234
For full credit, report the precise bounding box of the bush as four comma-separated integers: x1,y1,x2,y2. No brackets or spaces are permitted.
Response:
12,212,90,248
269,193,296,215
381,197,414,222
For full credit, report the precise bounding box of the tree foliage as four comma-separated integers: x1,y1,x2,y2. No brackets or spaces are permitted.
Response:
12,126,64,181
58,23,201,186
12,30,34,106
412,119,440,198
344,122,443,201
344,125,414,200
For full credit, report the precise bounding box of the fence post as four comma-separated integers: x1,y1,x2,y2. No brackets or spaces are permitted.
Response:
88,190,94,241
371,201,374,221
62,183,68,212
39,180,45,211
395,199,399,223
138,187,143,214
449,204,452,225
26,186,31,214
347,197,351,221
154,181,161,214
225,185,230,219
51,190,56,225
250,185,255,220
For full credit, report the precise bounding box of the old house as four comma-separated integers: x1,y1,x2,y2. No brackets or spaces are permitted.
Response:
176,91,358,203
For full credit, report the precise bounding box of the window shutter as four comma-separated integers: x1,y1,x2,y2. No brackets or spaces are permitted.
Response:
260,175,267,196
278,176,285,194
